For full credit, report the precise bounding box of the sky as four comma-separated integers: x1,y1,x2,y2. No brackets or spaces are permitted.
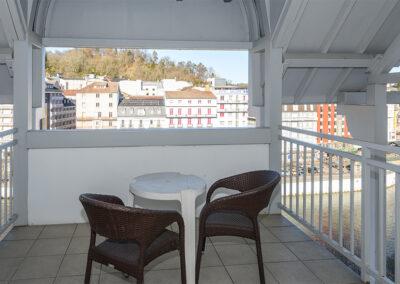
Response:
46,48,249,84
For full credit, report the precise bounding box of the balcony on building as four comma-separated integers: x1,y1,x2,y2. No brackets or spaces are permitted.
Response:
1,0,400,283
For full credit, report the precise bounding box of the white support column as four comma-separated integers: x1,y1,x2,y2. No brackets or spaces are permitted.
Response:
264,42,283,213
248,50,265,127
32,47,45,130
13,40,33,225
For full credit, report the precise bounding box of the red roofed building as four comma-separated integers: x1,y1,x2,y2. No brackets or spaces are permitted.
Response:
165,89,217,128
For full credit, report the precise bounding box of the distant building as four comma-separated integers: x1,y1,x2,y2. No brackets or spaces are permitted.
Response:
282,104,318,144
58,74,106,90
117,96,166,129
43,82,76,130
75,81,119,129
165,89,217,128
0,104,13,131
212,87,249,127
118,79,191,97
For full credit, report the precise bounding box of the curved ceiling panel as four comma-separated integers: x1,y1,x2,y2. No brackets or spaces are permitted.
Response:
40,0,256,43
0,21,9,48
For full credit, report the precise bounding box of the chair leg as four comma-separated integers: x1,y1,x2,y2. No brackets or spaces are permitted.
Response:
136,270,144,284
84,254,92,284
195,234,206,284
254,224,266,284
179,244,187,284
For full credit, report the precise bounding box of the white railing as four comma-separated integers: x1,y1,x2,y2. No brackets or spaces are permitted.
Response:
280,125,400,284
0,128,17,238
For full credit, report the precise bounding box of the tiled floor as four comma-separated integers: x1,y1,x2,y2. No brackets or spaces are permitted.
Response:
0,215,362,284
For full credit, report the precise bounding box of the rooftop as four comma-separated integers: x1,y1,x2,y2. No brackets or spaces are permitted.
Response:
77,82,119,94
119,96,165,107
165,89,216,100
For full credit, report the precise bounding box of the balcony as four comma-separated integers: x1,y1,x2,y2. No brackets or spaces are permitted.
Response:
1,0,400,283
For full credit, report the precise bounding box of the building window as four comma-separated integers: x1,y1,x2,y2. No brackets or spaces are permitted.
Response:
207,118,211,125
170,108,173,115
178,118,182,126
109,112,113,117
207,108,211,115
198,108,201,115
220,113,224,118
188,100,192,104
96,94,100,98
220,104,224,110
96,103,100,107
129,120,132,128
188,118,192,125
221,96,224,101
198,100,201,104
178,108,182,115
208,100,211,104
98,112,101,118
169,118,173,125
109,121,113,127
121,120,125,127
197,118,202,125
109,103,113,107
109,94,113,98
188,108,192,115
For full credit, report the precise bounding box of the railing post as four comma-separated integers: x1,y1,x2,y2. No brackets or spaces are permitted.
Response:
361,147,381,283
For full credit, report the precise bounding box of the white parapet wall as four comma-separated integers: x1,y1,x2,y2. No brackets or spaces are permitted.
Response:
28,144,269,225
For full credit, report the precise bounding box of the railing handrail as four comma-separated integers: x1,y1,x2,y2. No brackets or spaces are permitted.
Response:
280,125,400,156
0,128,17,140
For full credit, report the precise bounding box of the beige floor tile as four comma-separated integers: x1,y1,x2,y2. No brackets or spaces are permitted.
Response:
198,266,233,284
260,214,293,227
0,258,24,281
285,241,335,260
146,250,181,271
58,254,100,277
210,236,247,246
200,244,223,267
214,244,257,266
67,237,90,254
13,255,63,280
253,243,298,263
9,278,54,284
39,224,76,239
55,274,99,284
246,226,280,244
74,223,90,237
28,238,70,256
5,226,44,241
304,259,362,284
225,264,278,284
266,261,322,284
145,269,184,284
99,272,134,284
269,226,310,242
0,240,34,258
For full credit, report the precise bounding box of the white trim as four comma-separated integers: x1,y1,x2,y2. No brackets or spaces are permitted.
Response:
326,68,353,102
284,53,373,69
369,72,400,84
42,37,252,50
294,68,316,104
26,128,271,149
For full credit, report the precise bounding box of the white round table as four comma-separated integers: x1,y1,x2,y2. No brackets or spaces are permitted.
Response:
129,172,206,284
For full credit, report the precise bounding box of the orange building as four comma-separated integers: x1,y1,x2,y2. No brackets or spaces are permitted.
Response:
316,104,350,144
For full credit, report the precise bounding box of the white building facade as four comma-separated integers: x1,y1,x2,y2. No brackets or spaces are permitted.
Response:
213,87,249,127
75,82,119,129
117,96,167,129
165,89,217,128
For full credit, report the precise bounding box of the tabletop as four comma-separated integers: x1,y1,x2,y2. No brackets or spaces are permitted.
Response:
129,172,206,201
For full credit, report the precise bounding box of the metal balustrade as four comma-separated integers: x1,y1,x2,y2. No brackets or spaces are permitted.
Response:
0,128,17,238
280,125,400,284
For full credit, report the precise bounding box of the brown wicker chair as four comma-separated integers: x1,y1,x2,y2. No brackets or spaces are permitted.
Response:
79,193,186,284
195,170,280,284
